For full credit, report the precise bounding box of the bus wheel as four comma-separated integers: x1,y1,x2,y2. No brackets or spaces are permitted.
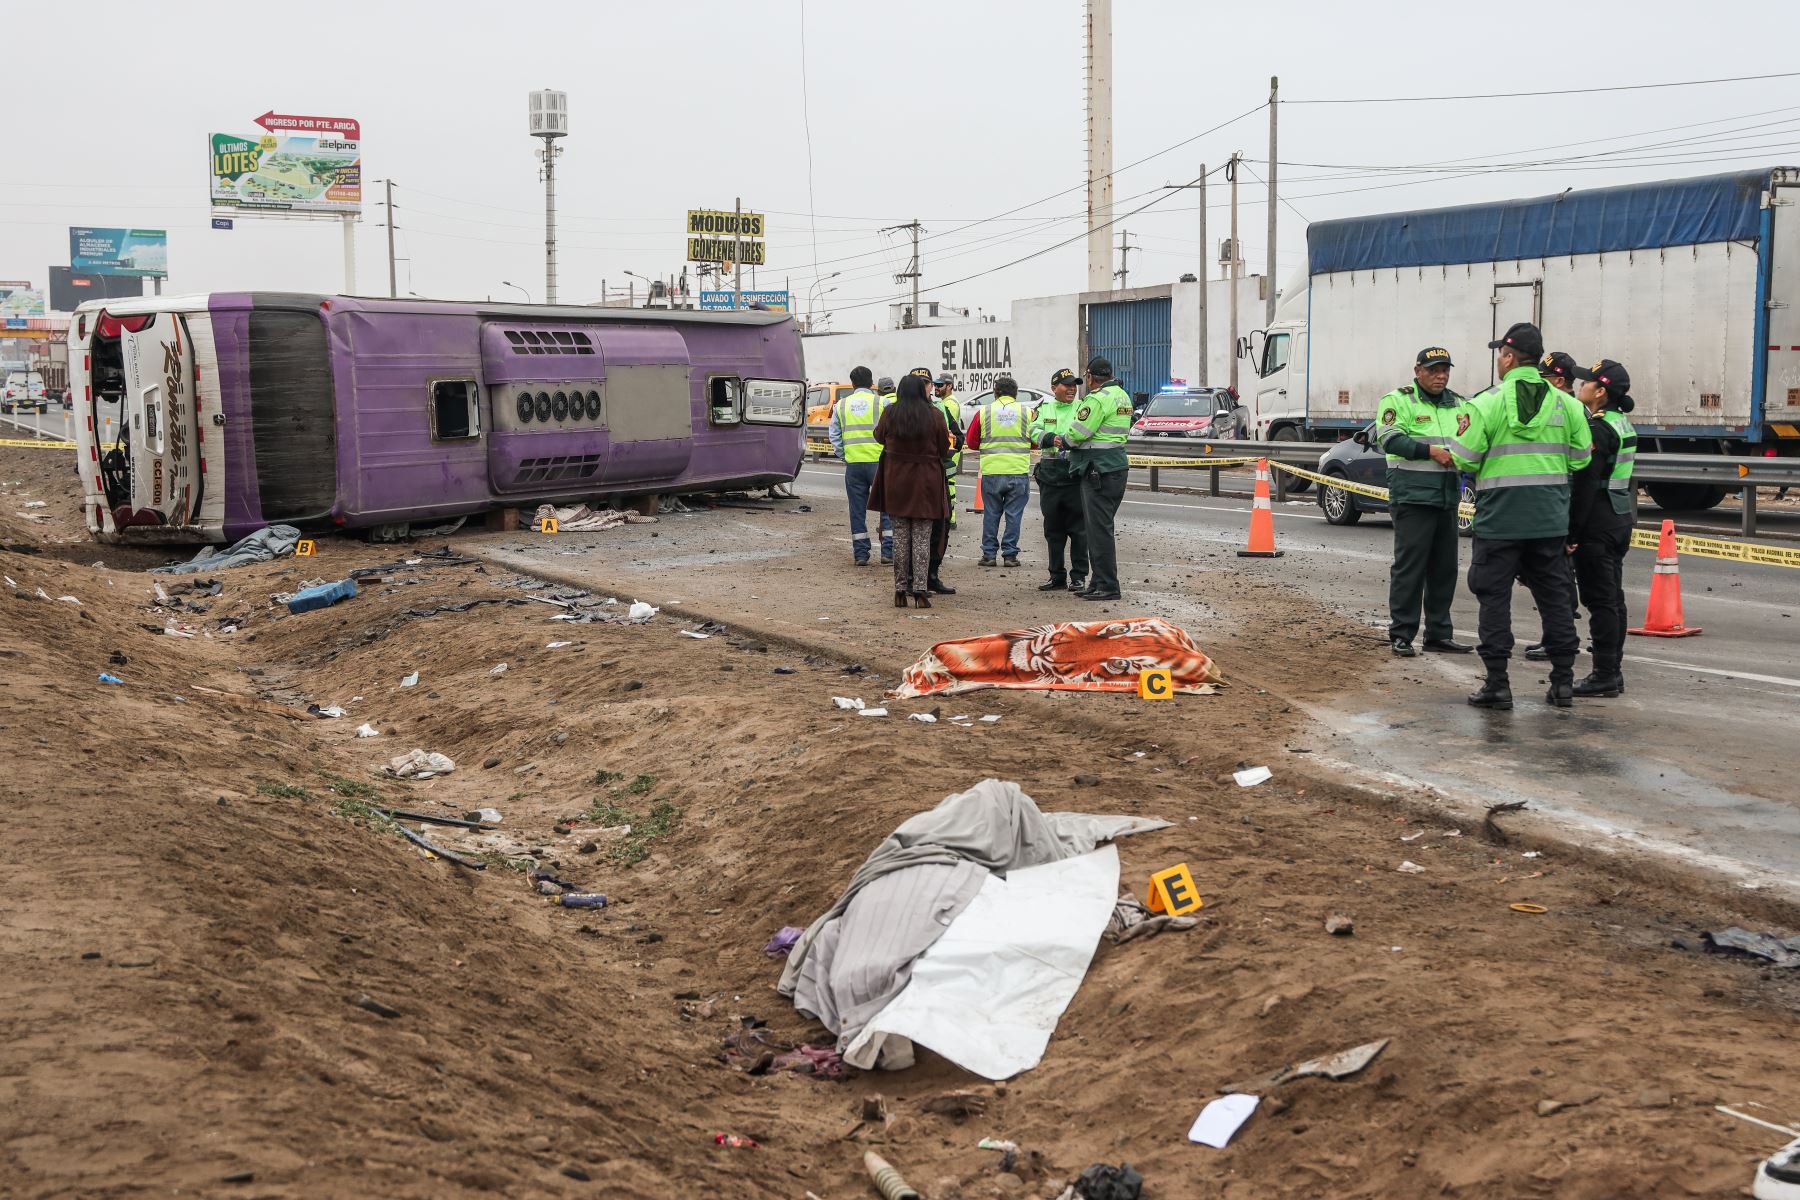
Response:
1644,482,1727,512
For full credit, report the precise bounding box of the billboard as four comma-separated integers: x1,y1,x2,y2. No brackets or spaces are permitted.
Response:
50,267,144,312
699,290,790,313
0,282,47,318
687,209,766,238
69,227,168,278
688,237,766,265
209,132,362,214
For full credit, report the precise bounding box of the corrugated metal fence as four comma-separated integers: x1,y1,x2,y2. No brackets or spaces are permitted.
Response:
1084,297,1171,405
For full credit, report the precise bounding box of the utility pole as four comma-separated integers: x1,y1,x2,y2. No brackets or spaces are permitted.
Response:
1228,152,1241,391
385,179,397,299
1198,163,1208,383
1266,76,1279,323
1113,229,1138,290
733,196,743,309
886,219,923,327
342,214,356,294
1084,0,1113,292
529,89,569,305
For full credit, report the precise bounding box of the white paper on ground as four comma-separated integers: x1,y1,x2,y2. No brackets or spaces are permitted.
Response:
1188,1093,1260,1147
1233,765,1272,787
859,707,889,718
843,844,1119,1081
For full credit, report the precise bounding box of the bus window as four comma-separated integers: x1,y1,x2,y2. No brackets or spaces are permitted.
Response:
709,375,743,425
431,379,481,440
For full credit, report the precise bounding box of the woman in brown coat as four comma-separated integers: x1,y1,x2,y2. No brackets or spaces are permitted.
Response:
870,374,952,607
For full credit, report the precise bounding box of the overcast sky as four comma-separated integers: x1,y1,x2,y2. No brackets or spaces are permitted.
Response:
6,0,1800,329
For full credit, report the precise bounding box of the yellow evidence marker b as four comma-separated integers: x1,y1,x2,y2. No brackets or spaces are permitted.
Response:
1146,862,1204,915
1137,668,1173,699
295,539,317,557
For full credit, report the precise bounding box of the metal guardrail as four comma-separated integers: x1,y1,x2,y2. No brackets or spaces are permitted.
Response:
1122,436,1800,537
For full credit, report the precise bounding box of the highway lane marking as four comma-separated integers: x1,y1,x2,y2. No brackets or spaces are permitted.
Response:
1622,655,1800,690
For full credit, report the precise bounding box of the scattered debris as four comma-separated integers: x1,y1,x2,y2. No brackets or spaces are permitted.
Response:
719,1020,846,1079
466,808,502,825
1073,1162,1144,1200
1223,1038,1392,1094
490,662,508,675
859,707,889,718
348,993,401,1019
1233,764,1272,788
908,712,937,723
627,600,658,623
979,714,1002,723
399,671,419,688
1189,1093,1259,1148
97,673,124,685
1106,892,1199,943
831,696,866,711
533,503,657,533
1697,927,1800,968
864,1150,919,1200
762,926,804,957
308,704,348,719
383,750,456,779
1536,1089,1603,1117
394,823,487,869
354,722,380,738
712,1133,758,1149
545,640,573,649
678,629,710,639
153,524,303,575
1325,914,1355,936
1510,903,1549,915
1396,860,1426,874
1483,800,1528,844
920,1090,988,1118
557,893,609,909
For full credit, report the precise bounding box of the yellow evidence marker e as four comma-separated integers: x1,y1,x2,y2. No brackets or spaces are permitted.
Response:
1146,861,1204,915
1137,668,1173,700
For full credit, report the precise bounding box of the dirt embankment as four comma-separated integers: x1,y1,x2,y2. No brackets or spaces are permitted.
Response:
2,445,1797,1200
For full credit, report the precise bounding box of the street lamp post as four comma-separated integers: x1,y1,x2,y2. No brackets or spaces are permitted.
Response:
807,272,841,331
501,281,530,303
528,89,568,305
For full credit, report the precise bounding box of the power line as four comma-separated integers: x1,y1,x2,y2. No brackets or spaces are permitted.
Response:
1289,69,1800,105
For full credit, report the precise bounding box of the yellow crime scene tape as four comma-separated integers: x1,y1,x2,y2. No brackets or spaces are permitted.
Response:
1271,460,1800,569
0,437,75,450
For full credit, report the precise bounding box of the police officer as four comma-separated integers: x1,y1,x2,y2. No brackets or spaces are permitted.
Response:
911,367,962,594
1524,351,1581,662
829,365,892,566
968,376,1033,567
932,373,963,532
1031,367,1090,591
1448,322,1593,709
1565,359,1638,697
1059,356,1133,601
1375,347,1473,657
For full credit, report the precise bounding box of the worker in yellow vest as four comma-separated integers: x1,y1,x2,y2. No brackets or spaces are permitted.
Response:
829,365,893,565
967,376,1033,567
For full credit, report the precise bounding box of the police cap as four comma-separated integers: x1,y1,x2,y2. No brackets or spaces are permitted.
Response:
1416,346,1453,368
1051,367,1080,387
1487,322,1545,360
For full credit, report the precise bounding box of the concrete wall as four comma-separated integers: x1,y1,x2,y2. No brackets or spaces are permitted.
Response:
800,277,1269,394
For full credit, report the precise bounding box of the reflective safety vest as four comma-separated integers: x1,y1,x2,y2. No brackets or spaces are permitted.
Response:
1601,408,1637,516
979,398,1032,475
1068,382,1133,445
1375,384,1467,508
1448,366,1594,540
836,389,886,463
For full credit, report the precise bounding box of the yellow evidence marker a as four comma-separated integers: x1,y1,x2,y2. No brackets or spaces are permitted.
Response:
1146,862,1204,915
295,539,317,557
540,517,560,534
1137,668,1173,699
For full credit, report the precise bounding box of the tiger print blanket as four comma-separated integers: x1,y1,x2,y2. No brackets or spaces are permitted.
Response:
887,616,1224,699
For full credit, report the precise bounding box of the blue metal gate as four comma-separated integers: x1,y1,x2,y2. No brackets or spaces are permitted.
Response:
1085,297,1172,406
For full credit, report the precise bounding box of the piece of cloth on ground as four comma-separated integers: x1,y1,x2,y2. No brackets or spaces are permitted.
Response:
778,779,1167,1071
533,503,657,533
888,616,1225,699
1106,892,1200,943
151,525,302,574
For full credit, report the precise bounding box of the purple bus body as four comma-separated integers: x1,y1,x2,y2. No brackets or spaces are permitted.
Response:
205,293,804,539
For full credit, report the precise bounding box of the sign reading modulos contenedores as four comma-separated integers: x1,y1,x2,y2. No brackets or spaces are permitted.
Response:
686,209,766,264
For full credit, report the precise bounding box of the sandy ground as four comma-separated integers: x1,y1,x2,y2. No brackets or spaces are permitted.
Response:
3,445,1799,1200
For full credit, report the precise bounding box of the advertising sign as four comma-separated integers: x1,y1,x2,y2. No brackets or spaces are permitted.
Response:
69,227,168,277
699,290,790,313
0,282,47,317
687,209,765,238
50,267,144,312
209,132,362,214
688,237,766,265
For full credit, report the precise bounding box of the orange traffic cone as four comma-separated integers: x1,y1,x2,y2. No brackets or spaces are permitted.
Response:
1629,518,1700,637
1237,458,1284,558
969,458,984,512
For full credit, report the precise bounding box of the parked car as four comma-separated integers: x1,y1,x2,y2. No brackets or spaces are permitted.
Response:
1315,424,1474,534
1131,386,1242,439
957,387,1048,432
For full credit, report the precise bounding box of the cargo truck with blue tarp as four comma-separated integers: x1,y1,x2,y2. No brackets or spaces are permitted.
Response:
1242,167,1800,510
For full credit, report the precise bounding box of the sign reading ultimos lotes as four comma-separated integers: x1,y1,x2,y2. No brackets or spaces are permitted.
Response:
209,132,362,214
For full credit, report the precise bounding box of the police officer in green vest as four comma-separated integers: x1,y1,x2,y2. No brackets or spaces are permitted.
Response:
829,365,893,565
1523,351,1581,662
932,373,963,532
1565,358,1638,698
1059,356,1133,601
1448,322,1593,709
1376,346,1474,657
1031,367,1090,592
969,376,1033,567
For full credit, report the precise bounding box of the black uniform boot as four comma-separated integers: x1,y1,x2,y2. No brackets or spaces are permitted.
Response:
1467,672,1514,710
927,577,956,595
1545,662,1575,708
1523,642,1547,661
1037,577,1066,592
1572,664,1623,697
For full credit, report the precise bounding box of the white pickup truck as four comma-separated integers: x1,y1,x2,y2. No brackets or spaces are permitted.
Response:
1241,166,1800,510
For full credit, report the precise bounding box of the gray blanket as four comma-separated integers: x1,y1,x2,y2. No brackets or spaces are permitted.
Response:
151,524,303,574
778,779,1167,1061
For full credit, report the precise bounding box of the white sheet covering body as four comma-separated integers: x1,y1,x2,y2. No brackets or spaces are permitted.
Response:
844,845,1120,1079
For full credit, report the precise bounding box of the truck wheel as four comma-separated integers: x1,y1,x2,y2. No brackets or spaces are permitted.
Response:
1644,481,1727,512
1320,472,1360,525
1270,426,1310,492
